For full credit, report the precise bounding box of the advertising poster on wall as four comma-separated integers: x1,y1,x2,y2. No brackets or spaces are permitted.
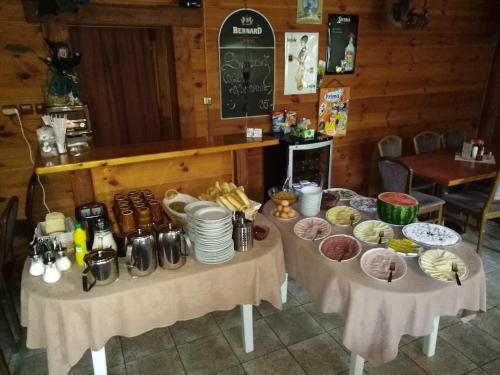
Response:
284,32,319,95
326,14,359,75
296,0,323,24
317,87,350,136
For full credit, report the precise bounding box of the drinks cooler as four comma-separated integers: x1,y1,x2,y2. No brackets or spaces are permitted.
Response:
263,134,333,193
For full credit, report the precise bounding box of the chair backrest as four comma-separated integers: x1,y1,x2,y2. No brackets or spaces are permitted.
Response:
413,131,441,154
377,135,402,158
442,129,465,152
0,196,19,269
485,172,500,212
377,157,412,194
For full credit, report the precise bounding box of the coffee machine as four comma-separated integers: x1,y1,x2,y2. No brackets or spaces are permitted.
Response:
75,203,108,247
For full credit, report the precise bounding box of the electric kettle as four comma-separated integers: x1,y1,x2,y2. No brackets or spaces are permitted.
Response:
125,228,157,277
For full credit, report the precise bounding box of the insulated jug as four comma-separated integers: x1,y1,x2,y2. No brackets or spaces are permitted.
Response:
157,223,190,270
125,228,157,277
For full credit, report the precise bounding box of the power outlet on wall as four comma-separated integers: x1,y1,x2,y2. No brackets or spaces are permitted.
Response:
19,104,34,115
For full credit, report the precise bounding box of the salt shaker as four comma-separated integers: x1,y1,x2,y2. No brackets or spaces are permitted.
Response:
43,251,61,284
55,241,72,272
29,241,45,277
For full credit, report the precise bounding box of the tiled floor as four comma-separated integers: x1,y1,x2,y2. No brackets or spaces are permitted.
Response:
2,222,500,375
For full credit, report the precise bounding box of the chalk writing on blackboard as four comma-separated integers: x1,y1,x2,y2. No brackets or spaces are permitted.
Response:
219,9,275,119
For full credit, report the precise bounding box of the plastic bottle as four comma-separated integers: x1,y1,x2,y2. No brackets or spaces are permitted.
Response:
344,33,355,72
74,223,88,267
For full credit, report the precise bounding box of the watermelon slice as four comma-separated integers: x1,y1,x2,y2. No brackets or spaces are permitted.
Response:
377,192,419,225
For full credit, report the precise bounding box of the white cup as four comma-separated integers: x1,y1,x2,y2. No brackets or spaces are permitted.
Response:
299,186,322,217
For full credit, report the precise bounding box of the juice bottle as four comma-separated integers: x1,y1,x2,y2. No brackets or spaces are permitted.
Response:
74,223,88,267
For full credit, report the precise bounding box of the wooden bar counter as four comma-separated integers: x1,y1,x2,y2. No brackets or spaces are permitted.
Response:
34,134,278,207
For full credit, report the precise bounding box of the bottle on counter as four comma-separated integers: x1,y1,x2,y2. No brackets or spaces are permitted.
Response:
74,223,88,267
92,217,118,251
43,251,61,284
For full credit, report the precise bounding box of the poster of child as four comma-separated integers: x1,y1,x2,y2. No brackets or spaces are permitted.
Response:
296,0,323,24
284,32,319,95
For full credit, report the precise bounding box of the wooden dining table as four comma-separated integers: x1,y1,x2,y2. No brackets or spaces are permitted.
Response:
400,151,498,186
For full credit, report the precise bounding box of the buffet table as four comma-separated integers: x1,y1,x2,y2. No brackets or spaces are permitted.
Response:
21,214,285,375
263,201,487,374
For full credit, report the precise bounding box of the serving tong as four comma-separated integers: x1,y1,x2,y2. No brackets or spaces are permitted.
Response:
378,230,384,244
388,261,395,283
451,262,461,286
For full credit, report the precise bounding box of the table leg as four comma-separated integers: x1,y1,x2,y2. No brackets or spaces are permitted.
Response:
281,273,288,304
91,347,107,375
241,304,254,353
422,316,440,357
349,352,365,375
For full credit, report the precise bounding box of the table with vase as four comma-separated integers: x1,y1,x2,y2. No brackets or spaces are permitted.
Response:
263,200,487,375
21,214,286,375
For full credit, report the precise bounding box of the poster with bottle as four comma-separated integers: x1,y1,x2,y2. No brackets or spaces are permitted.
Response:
284,32,319,95
317,87,350,136
326,14,359,75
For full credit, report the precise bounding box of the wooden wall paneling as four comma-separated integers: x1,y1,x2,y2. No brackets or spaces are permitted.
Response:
91,152,233,208
202,0,499,193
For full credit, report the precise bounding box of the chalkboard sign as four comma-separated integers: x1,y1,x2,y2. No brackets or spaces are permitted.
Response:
219,9,275,119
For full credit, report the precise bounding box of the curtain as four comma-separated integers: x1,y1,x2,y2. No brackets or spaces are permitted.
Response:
69,27,163,146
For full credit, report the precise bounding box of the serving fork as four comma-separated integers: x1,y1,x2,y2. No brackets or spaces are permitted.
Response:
451,262,461,286
388,261,395,283
378,230,384,244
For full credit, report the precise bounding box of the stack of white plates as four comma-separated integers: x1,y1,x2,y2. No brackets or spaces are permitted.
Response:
192,206,234,264
185,200,218,241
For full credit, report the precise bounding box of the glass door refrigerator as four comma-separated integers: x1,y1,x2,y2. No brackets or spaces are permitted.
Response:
263,134,333,193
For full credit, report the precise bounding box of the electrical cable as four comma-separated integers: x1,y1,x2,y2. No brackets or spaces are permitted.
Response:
11,109,51,213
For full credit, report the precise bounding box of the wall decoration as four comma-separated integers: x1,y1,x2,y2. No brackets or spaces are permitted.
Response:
218,8,275,119
296,0,323,24
326,14,358,75
284,32,319,95
317,87,350,136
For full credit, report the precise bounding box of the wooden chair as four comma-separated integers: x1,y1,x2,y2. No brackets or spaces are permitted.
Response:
442,129,465,152
15,173,38,240
413,131,441,154
377,135,402,158
443,172,500,254
0,197,23,349
377,157,445,224
0,346,10,375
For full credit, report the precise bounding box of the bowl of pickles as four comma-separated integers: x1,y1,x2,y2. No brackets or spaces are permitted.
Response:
267,187,298,205
388,238,423,257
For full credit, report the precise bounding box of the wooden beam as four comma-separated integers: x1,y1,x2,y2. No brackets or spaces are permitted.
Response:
22,0,202,28
234,149,249,189
70,170,95,206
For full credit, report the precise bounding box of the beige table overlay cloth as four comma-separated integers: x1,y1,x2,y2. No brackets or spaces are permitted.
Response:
21,214,285,375
263,201,487,366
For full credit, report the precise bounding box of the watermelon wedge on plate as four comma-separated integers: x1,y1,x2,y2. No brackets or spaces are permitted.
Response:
377,192,419,225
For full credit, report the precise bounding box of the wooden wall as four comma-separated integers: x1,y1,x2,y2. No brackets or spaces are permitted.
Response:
201,0,499,196
1,0,499,219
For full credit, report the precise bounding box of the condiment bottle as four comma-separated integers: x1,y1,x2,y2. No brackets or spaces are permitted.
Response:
29,241,45,276
74,223,88,267
55,241,72,272
43,252,61,283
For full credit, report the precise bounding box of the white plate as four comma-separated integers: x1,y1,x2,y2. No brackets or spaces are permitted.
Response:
324,188,357,201
350,196,377,213
403,223,461,248
418,249,468,282
185,201,218,216
360,248,407,282
293,217,331,241
193,206,232,221
353,220,394,245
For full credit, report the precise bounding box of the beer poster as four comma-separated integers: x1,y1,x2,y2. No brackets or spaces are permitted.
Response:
284,32,319,95
326,14,359,75
317,87,350,136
